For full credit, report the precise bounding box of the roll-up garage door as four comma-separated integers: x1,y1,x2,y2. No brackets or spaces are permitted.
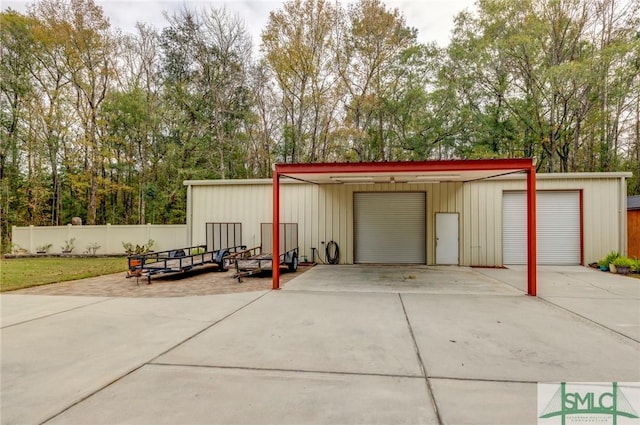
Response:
503,191,580,265
354,192,426,264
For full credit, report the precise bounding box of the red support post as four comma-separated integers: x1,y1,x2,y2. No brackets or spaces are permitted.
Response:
272,169,281,290
526,166,537,296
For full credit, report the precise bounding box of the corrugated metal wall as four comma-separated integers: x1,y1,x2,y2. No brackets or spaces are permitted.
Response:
189,175,624,266
191,183,317,253
462,177,624,266
190,181,462,265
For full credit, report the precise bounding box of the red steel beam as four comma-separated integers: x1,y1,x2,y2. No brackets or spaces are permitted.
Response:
273,158,536,295
276,158,533,175
272,171,281,290
526,165,537,296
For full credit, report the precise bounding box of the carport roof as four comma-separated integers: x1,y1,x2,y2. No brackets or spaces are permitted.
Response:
271,158,538,297
275,158,533,184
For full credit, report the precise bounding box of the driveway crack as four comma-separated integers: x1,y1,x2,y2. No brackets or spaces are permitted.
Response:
399,293,443,425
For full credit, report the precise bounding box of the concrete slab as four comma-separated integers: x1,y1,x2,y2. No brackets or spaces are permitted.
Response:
540,296,640,341
402,293,640,382
156,291,423,376
1,294,109,327
46,364,438,425
1,292,264,425
285,265,521,295
3,265,639,425
431,379,536,425
477,266,640,299
475,266,640,341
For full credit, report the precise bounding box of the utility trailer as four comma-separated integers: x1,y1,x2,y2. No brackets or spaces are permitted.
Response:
127,222,244,284
233,223,298,282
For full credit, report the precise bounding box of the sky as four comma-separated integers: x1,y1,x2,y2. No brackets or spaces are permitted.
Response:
3,0,476,48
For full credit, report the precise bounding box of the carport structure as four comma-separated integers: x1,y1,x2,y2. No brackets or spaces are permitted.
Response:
272,158,538,295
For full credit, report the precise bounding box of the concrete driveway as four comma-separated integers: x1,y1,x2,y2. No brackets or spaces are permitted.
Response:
2,265,639,425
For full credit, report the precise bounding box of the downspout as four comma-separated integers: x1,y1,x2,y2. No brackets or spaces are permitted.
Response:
620,176,627,256
186,183,192,247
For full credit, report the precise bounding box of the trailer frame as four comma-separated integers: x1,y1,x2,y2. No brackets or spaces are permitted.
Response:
126,222,245,284
233,223,299,282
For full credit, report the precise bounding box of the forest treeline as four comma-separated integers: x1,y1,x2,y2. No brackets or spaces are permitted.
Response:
1,0,639,250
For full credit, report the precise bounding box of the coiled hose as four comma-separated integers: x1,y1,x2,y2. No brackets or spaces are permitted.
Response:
325,241,339,264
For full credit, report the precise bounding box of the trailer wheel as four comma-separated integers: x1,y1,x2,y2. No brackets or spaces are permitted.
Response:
218,251,230,272
288,255,298,272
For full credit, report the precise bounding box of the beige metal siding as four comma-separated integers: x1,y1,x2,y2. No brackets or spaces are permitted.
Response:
318,183,462,264
462,176,623,266
188,173,624,267
191,183,317,252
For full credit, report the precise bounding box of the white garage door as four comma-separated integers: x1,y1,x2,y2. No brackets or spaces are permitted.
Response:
354,192,426,264
503,191,581,265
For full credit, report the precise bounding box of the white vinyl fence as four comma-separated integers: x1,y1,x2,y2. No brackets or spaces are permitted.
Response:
11,224,187,255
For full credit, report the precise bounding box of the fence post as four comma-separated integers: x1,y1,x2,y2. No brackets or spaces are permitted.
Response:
29,225,34,253
147,223,151,245
106,223,111,254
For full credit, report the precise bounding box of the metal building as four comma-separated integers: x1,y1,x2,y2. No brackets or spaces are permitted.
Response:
185,160,630,294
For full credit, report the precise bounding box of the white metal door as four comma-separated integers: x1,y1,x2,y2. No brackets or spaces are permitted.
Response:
435,213,459,265
354,192,426,264
503,191,580,265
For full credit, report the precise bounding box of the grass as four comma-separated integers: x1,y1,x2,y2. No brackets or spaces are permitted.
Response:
0,256,127,292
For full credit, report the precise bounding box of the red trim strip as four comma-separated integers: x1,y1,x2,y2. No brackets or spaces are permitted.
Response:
275,158,533,175
526,167,537,296
272,172,280,290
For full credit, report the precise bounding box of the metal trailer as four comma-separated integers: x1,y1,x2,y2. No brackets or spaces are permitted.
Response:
233,223,298,282
126,222,244,284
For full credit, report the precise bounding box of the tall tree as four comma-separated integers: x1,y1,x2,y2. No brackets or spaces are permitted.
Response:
337,0,418,161
262,0,342,163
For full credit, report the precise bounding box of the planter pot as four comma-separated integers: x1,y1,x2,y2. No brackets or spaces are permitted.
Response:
616,266,631,275
609,263,617,273
599,265,609,271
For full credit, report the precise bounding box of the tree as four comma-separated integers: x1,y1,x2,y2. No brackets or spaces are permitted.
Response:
30,0,115,224
0,10,39,247
262,0,342,163
337,0,418,161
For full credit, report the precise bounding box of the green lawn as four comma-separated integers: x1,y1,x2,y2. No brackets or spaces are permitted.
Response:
0,257,127,292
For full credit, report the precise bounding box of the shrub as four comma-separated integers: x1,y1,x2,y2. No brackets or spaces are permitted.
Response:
612,256,633,268
122,239,155,255
36,243,52,253
62,238,76,252
85,242,101,255
602,251,620,266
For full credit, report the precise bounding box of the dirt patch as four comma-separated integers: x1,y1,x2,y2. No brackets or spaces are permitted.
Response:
12,265,311,298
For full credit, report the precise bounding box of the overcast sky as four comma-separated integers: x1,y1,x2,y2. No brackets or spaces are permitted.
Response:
3,0,476,48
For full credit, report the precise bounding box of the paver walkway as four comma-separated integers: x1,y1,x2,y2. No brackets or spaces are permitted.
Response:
11,265,309,297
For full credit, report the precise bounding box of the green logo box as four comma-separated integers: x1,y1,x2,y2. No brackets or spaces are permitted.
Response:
538,382,640,425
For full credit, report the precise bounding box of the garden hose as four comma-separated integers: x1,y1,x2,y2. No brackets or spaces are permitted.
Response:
325,241,339,264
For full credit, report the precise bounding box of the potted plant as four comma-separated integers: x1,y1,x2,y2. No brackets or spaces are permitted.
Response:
61,238,76,254
601,251,620,274
632,258,640,274
85,242,101,255
612,256,633,275
597,258,609,271
36,243,52,254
